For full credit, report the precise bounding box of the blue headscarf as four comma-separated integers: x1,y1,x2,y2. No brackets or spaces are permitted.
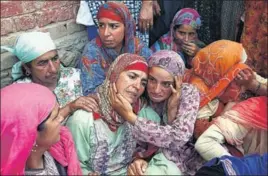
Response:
1,32,56,80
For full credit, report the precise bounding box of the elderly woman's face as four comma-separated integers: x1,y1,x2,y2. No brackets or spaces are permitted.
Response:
28,50,60,86
174,24,197,43
147,66,174,103
115,70,147,104
98,18,125,52
36,103,63,148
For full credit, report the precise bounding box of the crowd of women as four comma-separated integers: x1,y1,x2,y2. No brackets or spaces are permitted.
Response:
1,1,267,175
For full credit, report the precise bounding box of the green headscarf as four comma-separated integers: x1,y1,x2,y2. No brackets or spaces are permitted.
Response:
1,32,56,80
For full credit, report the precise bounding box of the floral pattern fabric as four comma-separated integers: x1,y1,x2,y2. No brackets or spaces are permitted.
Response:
66,106,160,175
133,84,205,175
15,66,82,107
78,2,152,95
241,1,268,78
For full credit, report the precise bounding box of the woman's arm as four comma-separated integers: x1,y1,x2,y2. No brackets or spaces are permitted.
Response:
59,96,99,121
195,124,231,161
132,85,200,150
112,83,200,150
235,70,267,96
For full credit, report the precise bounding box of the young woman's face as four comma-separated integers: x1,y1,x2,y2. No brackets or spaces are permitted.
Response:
36,103,63,148
174,24,197,43
98,18,125,52
147,67,174,103
26,50,60,86
115,70,147,104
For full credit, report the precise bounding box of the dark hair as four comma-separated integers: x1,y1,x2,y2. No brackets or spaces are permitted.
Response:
173,24,181,31
173,24,199,32
37,113,51,131
21,62,32,78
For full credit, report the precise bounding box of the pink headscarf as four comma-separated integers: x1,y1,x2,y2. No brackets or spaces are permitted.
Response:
1,83,81,175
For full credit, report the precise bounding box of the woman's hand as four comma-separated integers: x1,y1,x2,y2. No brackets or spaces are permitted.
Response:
139,1,153,32
109,83,137,124
235,69,255,89
127,159,148,176
182,42,200,56
167,76,182,124
69,96,99,113
153,1,161,16
59,96,99,119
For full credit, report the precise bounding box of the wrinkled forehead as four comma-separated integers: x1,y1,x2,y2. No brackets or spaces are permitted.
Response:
108,54,148,82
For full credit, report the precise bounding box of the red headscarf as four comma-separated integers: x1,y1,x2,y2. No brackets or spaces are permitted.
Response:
95,2,138,54
1,83,81,175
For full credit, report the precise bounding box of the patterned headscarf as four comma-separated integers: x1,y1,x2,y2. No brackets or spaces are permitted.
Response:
96,2,136,54
170,8,201,52
148,50,185,76
183,40,251,108
147,50,186,116
151,8,202,54
1,32,56,80
172,8,201,30
1,83,82,175
97,53,148,131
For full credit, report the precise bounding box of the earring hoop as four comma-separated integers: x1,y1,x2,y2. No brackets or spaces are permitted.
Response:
25,70,31,76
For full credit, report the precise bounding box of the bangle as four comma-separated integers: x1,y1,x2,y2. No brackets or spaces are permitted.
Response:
255,82,261,92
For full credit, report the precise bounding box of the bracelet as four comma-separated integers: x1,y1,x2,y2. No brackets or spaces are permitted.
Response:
255,82,261,92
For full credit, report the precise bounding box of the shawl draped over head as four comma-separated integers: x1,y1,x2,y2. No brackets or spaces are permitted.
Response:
0,83,82,175
79,1,152,95
151,8,202,53
148,50,185,77
97,53,148,131
96,2,137,55
215,96,267,145
214,96,267,152
147,50,186,116
1,32,56,81
183,40,251,109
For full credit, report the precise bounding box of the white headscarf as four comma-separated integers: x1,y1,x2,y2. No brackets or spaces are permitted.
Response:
1,32,56,80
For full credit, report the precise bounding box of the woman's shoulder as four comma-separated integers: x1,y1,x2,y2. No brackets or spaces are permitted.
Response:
150,33,171,51
182,83,199,92
66,109,94,127
138,106,161,123
82,39,101,54
60,66,81,78
181,83,200,98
